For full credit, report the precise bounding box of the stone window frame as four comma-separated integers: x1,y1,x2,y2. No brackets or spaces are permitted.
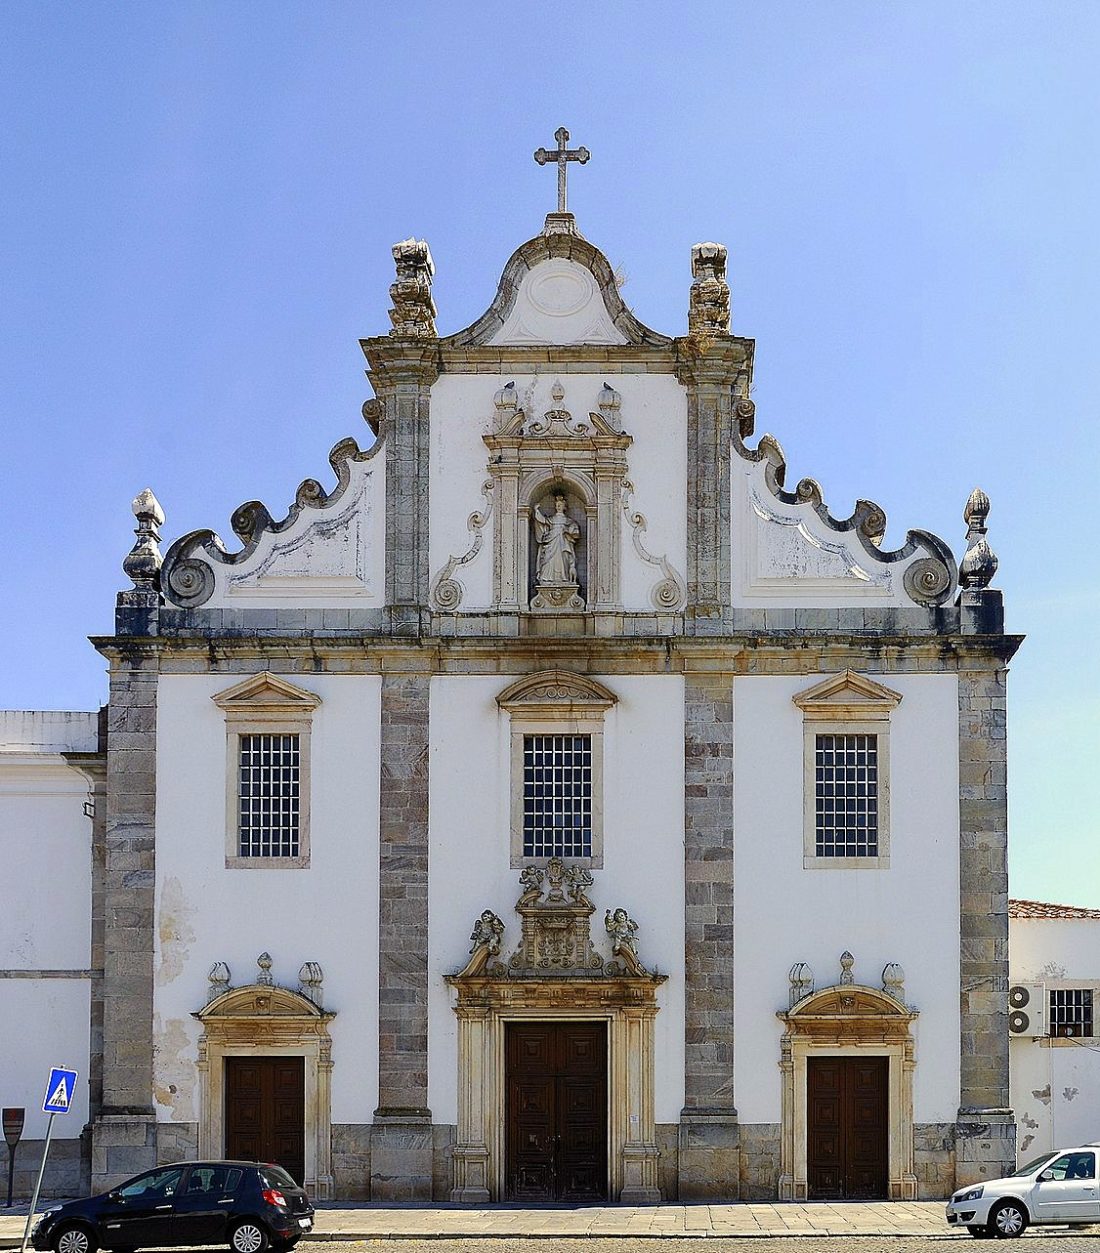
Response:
212,673,322,870
793,671,902,871
497,670,617,870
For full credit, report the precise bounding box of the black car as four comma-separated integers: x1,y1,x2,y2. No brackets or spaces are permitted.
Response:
31,1161,314,1253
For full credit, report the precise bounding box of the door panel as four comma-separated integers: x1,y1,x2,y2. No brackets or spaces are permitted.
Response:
505,1022,607,1201
808,1056,888,1200
225,1056,305,1186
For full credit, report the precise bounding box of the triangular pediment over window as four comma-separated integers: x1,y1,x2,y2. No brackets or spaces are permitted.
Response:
792,670,902,715
212,672,322,713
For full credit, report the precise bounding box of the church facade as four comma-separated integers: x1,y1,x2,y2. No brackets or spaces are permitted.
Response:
1,146,1021,1203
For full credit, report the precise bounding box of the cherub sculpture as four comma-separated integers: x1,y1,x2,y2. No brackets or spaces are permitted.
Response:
455,910,505,977
605,907,645,976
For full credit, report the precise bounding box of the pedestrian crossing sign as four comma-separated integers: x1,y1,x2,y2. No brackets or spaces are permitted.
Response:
42,1068,78,1115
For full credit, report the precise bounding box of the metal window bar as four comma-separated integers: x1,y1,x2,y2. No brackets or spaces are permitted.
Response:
1049,988,1094,1038
239,733,300,858
815,733,878,857
522,733,592,859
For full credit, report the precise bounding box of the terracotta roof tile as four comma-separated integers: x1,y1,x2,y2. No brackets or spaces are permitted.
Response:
1009,898,1100,919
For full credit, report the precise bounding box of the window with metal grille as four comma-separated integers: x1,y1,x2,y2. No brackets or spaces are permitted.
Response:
238,733,300,858
522,733,592,859
815,733,878,857
1049,988,1094,1037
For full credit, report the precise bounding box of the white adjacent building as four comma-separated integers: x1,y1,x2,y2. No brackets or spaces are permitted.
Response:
1008,900,1100,1159
1,145,1025,1202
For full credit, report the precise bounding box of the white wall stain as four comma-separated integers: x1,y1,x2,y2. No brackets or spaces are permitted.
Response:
1032,1084,1052,1106
153,1014,196,1121
157,875,196,985
1063,1086,1079,1102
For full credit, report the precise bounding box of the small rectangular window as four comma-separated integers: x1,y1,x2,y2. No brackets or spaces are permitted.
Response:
522,733,592,859
815,733,878,858
1049,988,1094,1037
238,733,300,858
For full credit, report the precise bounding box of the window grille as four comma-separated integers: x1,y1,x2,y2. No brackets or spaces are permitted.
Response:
1049,988,1094,1037
238,733,300,858
522,733,592,859
815,733,878,857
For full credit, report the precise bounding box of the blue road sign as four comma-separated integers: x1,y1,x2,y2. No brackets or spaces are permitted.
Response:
42,1068,78,1115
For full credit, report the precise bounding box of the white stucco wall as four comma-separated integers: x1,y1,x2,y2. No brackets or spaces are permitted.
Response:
1010,916,1100,1157
0,980,91,1137
153,674,381,1127
0,713,97,1138
732,672,962,1125
426,674,686,1125
428,373,688,613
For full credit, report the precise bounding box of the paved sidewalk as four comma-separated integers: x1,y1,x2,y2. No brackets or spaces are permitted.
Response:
0,1200,956,1244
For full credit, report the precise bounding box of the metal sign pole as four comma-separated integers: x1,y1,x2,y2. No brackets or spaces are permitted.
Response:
5,1143,15,1209
19,1112,55,1253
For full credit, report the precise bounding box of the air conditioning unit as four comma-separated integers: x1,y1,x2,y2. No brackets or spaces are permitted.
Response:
1008,983,1045,1036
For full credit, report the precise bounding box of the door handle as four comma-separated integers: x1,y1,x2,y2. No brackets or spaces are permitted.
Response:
218,1199,235,1204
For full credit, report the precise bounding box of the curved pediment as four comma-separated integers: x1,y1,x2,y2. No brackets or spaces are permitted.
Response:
196,984,329,1021
496,670,617,713
786,983,913,1020
443,231,670,349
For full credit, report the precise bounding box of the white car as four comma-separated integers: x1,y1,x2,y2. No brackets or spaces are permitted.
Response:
946,1144,1100,1237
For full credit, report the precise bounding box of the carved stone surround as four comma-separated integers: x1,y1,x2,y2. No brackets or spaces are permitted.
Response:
776,954,918,1202
194,981,335,1198
446,863,666,1204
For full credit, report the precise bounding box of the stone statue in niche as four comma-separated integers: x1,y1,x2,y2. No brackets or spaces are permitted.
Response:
530,488,585,611
534,493,580,585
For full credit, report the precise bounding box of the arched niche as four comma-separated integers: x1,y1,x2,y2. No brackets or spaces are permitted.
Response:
194,985,336,1198
776,984,919,1201
525,476,592,609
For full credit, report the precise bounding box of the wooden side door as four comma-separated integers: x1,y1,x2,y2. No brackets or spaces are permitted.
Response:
225,1056,306,1186
505,1022,608,1201
807,1056,888,1199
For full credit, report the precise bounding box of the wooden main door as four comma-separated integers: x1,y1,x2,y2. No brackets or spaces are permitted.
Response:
225,1056,305,1185
807,1056,888,1199
505,1022,608,1201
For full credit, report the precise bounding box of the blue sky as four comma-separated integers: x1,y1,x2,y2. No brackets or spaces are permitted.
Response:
2,2,1097,906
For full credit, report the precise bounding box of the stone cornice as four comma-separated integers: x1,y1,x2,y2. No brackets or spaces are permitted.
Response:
436,344,680,373
90,632,1025,670
673,337,755,386
360,337,440,389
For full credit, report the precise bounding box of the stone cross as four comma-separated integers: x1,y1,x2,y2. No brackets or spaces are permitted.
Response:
534,126,590,213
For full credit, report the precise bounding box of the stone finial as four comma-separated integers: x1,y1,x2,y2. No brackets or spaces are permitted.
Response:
122,488,165,590
688,242,731,339
297,961,324,1007
597,381,622,431
839,951,855,985
960,487,998,590
882,962,906,1002
388,238,437,338
207,961,230,1003
789,962,814,1008
256,952,273,986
